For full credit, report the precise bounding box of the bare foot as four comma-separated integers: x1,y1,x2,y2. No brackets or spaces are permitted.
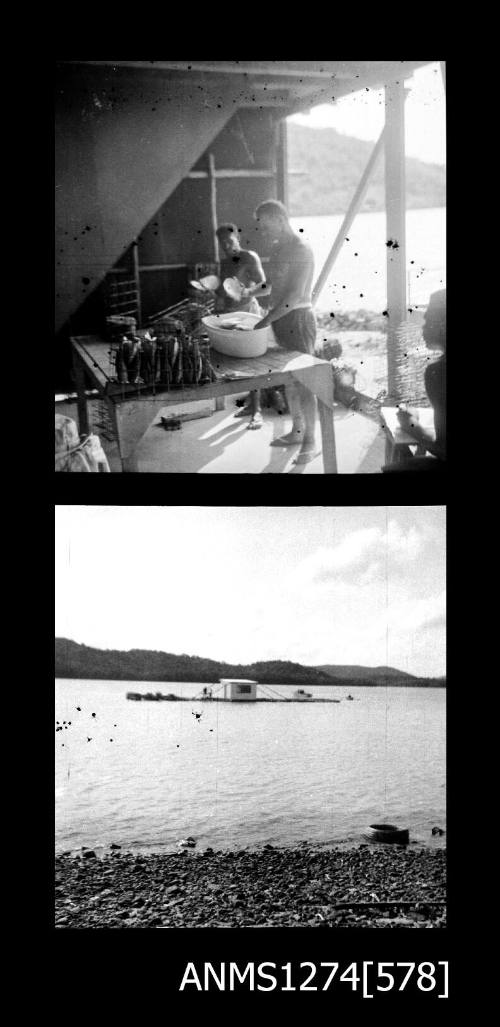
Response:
292,444,320,465
247,412,263,430
270,428,304,447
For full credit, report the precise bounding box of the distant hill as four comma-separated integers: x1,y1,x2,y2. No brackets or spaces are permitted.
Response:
288,124,446,216
54,639,444,687
314,665,444,687
54,639,333,686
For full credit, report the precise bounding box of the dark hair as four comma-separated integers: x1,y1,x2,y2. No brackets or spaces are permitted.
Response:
216,223,238,238
254,199,288,221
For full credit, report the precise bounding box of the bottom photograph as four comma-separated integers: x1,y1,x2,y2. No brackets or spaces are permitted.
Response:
54,505,446,929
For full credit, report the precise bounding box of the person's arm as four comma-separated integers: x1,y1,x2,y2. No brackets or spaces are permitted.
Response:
237,252,267,299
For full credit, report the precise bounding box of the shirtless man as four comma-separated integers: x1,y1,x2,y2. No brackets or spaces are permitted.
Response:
253,199,318,464
215,223,267,429
214,223,266,315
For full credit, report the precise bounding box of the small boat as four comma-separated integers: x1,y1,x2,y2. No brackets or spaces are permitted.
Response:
292,688,313,700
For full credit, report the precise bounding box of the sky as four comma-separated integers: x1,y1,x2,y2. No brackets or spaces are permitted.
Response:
55,506,446,678
288,62,446,166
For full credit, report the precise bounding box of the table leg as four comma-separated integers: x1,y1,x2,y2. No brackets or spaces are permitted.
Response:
394,443,413,464
312,365,337,474
385,433,394,465
317,396,337,473
72,353,90,436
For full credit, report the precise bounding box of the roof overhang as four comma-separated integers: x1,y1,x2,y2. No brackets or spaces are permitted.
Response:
59,60,434,115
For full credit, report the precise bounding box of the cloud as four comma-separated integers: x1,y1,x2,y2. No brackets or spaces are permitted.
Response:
289,520,425,593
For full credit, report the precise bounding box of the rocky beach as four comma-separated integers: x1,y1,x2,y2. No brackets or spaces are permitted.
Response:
55,843,446,929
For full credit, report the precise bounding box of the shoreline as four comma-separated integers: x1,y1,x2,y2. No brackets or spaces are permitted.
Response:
55,842,446,929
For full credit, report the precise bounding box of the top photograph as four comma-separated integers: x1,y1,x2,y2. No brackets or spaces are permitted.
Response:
55,60,446,475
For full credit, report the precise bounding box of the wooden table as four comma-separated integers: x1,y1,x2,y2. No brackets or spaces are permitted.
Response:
71,335,338,473
380,406,435,465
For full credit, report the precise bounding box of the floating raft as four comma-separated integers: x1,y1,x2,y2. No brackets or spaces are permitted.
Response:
126,691,341,703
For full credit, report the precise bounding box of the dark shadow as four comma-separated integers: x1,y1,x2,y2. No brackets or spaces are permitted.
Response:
355,432,385,474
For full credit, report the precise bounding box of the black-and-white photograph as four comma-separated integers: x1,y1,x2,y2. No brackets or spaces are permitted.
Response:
55,60,445,474
55,506,446,929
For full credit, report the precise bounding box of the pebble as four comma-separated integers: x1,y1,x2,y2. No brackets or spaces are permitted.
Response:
54,844,446,929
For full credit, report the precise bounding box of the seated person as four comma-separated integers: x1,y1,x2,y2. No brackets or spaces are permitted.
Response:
383,289,446,471
215,222,268,429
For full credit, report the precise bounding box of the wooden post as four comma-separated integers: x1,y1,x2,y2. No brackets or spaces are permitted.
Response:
385,81,407,401
131,240,142,328
312,129,385,306
209,152,225,411
208,152,218,262
72,351,90,436
276,119,289,207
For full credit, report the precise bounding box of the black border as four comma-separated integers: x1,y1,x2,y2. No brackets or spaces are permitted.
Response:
49,39,459,1011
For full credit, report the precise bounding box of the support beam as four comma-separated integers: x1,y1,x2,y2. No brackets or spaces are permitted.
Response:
440,61,446,94
276,119,289,207
385,81,408,401
139,263,187,272
312,129,385,306
187,168,307,179
188,168,275,179
131,241,142,328
208,152,218,263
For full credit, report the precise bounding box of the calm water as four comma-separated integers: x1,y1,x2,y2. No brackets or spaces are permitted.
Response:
55,679,446,853
290,207,446,312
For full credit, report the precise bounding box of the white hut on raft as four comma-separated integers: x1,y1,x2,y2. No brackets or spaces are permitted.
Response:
220,678,257,701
